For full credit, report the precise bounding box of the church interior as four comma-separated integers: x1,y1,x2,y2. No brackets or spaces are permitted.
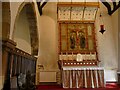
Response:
1,0,120,89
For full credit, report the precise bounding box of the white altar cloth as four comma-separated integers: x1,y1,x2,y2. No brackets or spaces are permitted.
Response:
62,66,105,88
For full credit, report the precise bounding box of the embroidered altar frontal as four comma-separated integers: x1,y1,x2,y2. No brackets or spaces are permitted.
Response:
62,66,105,88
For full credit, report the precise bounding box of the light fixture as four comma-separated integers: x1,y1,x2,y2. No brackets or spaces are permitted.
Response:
99,25,106,34
99,14,106,34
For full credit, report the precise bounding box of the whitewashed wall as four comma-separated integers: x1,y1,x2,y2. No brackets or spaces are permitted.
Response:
10,2,23,39
38,2,58,70
13,5,31,54
118,8,120,72
111,8,118,65
95,4,118,82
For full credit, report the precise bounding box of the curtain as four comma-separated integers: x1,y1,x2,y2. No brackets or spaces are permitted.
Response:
62,68,104,88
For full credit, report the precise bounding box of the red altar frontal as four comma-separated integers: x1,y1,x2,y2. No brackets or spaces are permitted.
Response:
62,66,105,88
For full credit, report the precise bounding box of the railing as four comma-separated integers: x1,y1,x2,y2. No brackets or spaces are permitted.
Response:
1,39,37,89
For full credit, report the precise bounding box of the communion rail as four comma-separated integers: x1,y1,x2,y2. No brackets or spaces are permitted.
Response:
1,39,37,90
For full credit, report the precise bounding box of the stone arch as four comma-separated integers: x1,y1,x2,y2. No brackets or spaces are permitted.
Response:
12,2,39,56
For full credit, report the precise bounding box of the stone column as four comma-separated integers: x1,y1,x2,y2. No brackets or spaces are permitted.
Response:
2,2,11,39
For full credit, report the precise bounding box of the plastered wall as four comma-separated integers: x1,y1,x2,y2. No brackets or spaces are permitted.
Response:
111,8,119,70
118,8,120,71
95,4,118,81
95,4,118,69
38,2,58,70
13,4,31,54
10,2,23,39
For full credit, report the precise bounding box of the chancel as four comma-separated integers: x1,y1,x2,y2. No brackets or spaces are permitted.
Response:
1,0,120,90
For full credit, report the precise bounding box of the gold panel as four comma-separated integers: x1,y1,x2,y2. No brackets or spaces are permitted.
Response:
87,25,92,36
88,37,94,50
59,22,96,53
61,24,67,35
61,39,67,50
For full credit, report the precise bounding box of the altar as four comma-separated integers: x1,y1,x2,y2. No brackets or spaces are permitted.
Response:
62,66,105,88
57,2,105,88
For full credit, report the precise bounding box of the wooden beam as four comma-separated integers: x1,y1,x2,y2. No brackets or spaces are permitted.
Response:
41,0,49,8
110,1,120,15
57,20,95,23
37,0,48,16
112,1,116,9
37,2,42,15
100,0,111,15
100,0,120,15
57,2,99,7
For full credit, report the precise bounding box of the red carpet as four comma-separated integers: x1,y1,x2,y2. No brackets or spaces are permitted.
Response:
106,83,120,89
36,83,120,90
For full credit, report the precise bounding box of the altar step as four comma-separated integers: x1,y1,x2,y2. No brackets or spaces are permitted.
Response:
106,82,120,88
37,82,120,89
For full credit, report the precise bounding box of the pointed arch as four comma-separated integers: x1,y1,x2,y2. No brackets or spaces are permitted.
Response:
12,2,39,56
